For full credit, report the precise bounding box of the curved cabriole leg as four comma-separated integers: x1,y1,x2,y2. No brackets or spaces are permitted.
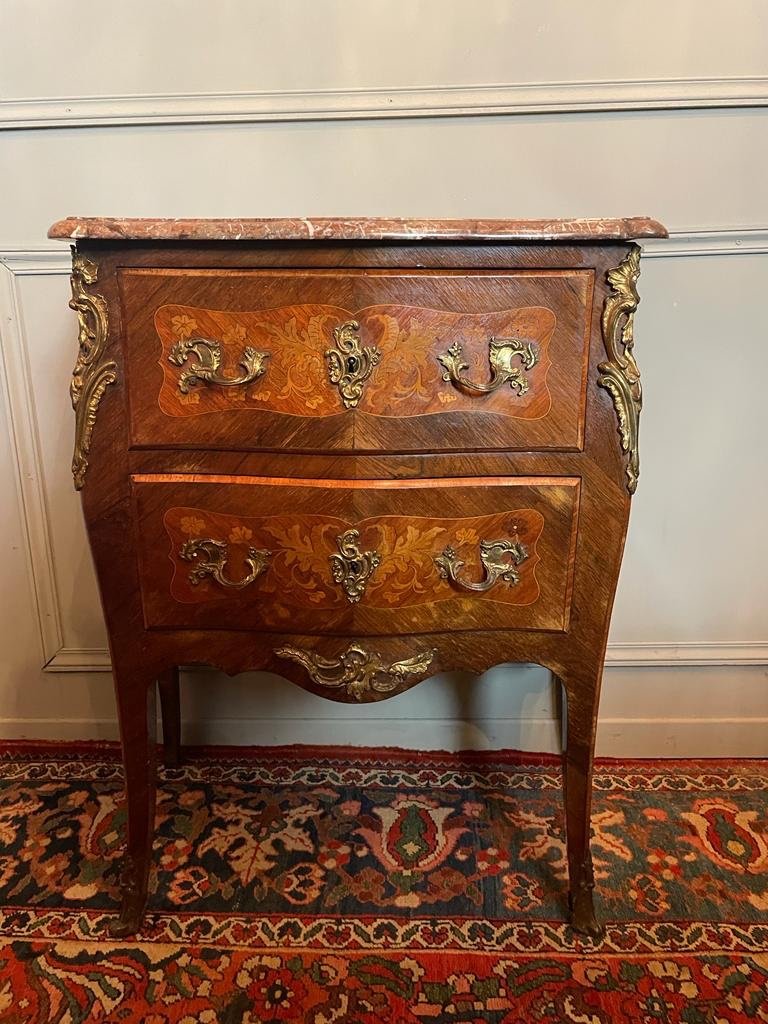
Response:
158,667,182,768
108,662,158,938
561,665,605,942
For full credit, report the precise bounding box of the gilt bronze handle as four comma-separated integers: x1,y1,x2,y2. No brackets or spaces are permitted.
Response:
437,337,538,396
435,538,528,592
169,338,269,394
325,320,381,409
275,643,436,701
180,538,272,590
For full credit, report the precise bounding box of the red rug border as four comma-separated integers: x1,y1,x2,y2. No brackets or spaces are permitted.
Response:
0,737,765,771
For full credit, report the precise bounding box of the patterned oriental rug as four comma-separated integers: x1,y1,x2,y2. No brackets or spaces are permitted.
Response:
0,744,766,1024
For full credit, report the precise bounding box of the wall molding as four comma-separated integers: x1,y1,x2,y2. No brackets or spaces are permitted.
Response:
44,642,768,673
0,253,70,665
642,228,768,257
6,230,768,262
45,648,111,672
2,76,768,130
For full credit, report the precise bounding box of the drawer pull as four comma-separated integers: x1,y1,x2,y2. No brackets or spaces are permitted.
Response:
438,338,538,396
169,338,269,394
180,538,271,589
330,529,381,603
435,538,528,592
275,643,436,701
326,320,381,409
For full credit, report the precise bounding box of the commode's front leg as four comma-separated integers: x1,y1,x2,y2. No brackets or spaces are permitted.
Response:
560,663,604,941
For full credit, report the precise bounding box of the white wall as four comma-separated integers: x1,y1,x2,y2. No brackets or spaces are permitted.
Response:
1,1,766,755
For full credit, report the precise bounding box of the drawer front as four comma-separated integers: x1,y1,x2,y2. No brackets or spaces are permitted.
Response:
132,475,580,634
121,269,593,453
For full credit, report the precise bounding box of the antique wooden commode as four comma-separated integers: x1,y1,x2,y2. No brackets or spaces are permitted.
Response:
49,215,666,937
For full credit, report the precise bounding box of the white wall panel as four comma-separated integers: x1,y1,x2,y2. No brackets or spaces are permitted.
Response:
612,253,768,642
2,0,766,101
2,111,768,246
0,329,45,694
14,272,107,651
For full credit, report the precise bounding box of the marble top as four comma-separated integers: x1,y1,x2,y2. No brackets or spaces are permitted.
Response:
48,216,667,243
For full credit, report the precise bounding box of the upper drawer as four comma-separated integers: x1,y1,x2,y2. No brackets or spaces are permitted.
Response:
120,268,593,453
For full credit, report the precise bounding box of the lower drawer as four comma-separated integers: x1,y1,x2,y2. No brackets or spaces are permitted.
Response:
132,474,579,634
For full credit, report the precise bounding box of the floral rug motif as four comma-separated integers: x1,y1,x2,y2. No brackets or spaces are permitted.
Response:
0,742,766,1023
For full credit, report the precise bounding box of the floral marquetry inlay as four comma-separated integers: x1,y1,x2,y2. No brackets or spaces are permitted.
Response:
153,302,556,421
165,506,544,613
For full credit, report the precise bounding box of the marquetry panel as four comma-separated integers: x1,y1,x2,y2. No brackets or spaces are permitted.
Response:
120,269,592,453
132,475,580,635
152,302,558,420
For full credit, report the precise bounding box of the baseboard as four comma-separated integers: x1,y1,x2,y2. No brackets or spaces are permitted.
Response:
1,716,766,757
603,641,768,666
595,718,768,758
